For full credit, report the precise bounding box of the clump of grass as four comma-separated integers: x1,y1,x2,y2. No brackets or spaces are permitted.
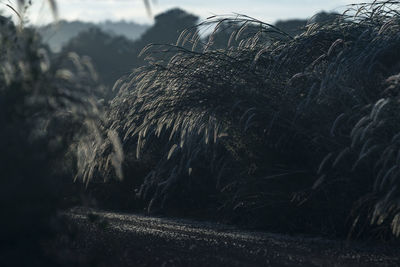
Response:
92,1,400,239
0,11,123,264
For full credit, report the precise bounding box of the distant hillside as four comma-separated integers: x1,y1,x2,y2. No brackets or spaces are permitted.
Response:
58,8,199,97
38,20,149,52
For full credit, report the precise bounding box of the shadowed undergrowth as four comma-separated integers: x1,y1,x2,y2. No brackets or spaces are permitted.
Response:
0,12,122,264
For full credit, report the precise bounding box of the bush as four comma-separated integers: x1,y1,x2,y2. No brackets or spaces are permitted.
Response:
0,14,122,264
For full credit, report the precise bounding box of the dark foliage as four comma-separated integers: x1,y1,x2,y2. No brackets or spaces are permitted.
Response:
3,4,400,263
60,8,199,94
0,14,121,264
93,1,400,239
61,28,138,92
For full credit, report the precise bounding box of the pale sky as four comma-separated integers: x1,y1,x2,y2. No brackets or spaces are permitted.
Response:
2,0,368,25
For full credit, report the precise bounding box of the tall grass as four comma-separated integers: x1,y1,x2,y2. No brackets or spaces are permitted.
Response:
91,1,400,239
0,11,123,264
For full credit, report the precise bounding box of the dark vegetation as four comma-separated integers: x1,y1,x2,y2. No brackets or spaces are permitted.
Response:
0,11,120,266
99,1,400,240
58,9,337,90
60,28,139,92
2,1,400,265
59,9,198,93
275,12,340,37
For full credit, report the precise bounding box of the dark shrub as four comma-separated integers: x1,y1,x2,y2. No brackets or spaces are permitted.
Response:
0,14,121,264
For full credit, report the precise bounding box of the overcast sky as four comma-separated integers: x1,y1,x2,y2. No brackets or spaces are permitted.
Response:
3,0,368,25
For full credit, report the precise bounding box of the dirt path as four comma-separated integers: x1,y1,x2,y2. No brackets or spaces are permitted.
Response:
51,207,400,266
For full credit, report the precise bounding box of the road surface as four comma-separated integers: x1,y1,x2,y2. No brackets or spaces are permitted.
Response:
49,207,400,266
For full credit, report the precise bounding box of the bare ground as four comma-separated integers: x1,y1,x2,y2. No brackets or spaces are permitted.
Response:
47,207,400,267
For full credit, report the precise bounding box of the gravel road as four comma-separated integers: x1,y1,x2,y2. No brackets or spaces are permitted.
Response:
50,207,400,267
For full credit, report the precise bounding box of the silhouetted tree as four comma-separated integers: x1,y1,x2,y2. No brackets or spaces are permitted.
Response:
61,28,137,92
60,8,199,96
